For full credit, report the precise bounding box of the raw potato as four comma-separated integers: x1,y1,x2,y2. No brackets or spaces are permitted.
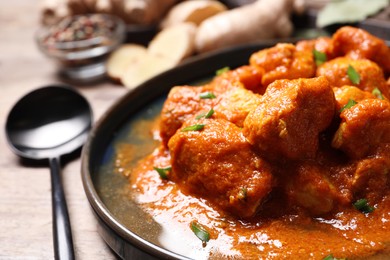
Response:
106,44,147,81
121,53,176,89
195,0,298,53
148,22,197,64
161,0,228,28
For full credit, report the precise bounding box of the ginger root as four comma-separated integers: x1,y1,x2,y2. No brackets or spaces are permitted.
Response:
195,0,302,53
148,23,197,64
123,0,178,25
108,23,196,88
161,0,227,28
106,44,147,81
40,0,179,25
120,53,176,89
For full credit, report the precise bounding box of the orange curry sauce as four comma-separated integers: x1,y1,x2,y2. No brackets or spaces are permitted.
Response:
116,27,390,259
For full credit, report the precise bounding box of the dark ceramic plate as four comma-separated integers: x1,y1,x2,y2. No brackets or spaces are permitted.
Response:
81,41,278,260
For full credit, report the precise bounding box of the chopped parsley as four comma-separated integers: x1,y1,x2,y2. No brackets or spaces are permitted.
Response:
323,254,346,260
339,99,357,112
313,49,327,66
196,108,214,120
237,187,248,200
199,92,216,99
372,87,384,100
181,124,205,132
353,198,374,214
153,166,171,180
216,66,230,76
347,65,360,84
190,221,210,245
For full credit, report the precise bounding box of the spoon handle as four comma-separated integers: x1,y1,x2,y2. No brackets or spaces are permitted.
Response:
49,157,75,260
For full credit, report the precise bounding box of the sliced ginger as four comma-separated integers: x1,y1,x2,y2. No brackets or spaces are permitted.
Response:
121,53,176,89
148,22,197,64
106,44,147,81
108,23,197,88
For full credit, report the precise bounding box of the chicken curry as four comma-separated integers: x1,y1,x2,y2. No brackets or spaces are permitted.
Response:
115,26,390,259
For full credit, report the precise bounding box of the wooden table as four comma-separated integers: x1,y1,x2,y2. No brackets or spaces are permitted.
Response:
0,1,125,259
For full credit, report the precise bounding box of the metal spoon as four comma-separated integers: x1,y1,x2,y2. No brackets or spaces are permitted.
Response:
5,85,93,260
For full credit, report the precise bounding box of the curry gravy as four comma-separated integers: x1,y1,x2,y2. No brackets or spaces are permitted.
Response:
113,119,390,259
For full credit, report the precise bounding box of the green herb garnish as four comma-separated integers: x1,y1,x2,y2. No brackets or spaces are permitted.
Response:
153,166,171,180
190,221,210,244
322,254,346,260
200,92,216,99
347,65,360,84
216,66,230,76
195,113,206,120
181,124,205,132
372,87,384,100
340,99,357,112
313,49,327,66
196,108,214,120
237,187,248,200
353,198,374,214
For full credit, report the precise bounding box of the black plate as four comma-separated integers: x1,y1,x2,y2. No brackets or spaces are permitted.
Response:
81,41,280,259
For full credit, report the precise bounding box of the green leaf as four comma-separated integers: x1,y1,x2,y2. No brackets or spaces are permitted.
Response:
204,109,214,119
190,221,210,243
340,99,357,112
353,198,375,213
216,66,230,76
372,87,384,100
317,0,389,28
199,92,216,99
237,187,248,200
313,49,327,66
322,254,346,260
347,65,360,85
323,255,334,260
181,124,205,132
153,166,171,180
195,112,206,120
196,108,214,120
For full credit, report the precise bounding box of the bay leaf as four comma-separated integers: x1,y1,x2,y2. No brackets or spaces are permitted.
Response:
316,0,389,28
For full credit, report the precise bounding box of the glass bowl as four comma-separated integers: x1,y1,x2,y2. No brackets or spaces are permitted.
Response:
36,14,126,83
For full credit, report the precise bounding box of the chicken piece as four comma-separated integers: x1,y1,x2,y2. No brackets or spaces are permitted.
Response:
296,36,336,60
332,99,390,159
159,85,220,145
333,85,377,111
249,43,316,87
317,57,389,99
213,87,262,127
352,144,390,202
332,26,390,74
168,118,274,218
285,162,341,215
213,65,265,94
243,76,336,161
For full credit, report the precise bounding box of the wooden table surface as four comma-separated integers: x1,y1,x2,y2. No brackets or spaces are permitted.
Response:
0,1,125,259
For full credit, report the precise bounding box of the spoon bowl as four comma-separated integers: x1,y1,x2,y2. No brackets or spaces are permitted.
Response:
6,86,92,160
5,85,93,260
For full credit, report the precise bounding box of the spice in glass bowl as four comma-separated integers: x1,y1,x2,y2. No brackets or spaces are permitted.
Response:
36,14,126,82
